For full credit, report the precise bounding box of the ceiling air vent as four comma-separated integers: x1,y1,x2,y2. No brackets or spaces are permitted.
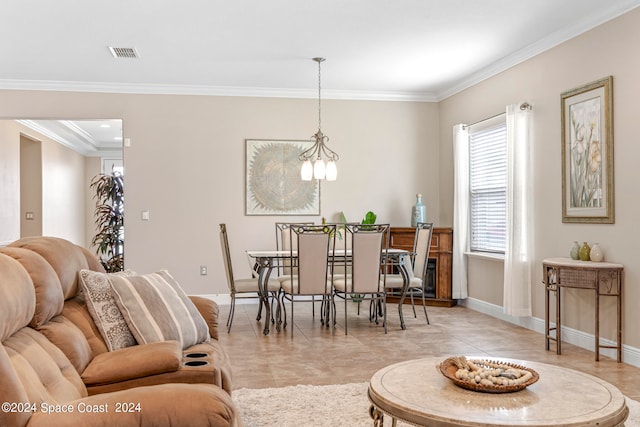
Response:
108,46,139,58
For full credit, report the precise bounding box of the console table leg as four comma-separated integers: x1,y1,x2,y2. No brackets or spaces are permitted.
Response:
556,286,562,355
595,290,600,361
545,278,550,351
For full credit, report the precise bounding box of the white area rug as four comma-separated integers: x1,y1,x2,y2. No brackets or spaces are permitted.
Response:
233,382,640,427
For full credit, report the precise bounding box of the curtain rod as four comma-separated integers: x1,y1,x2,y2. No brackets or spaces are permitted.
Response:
462,102,532,130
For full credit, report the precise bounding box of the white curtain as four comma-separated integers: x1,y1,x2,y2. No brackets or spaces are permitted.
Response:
503,104,533,317
452,124,469,300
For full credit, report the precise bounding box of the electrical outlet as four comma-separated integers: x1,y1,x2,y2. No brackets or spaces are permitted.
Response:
200,266,208,275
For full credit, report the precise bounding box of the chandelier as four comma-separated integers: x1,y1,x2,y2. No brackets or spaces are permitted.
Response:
299,57,339,181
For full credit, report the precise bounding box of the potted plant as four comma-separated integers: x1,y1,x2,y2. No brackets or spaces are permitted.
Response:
90,172,124,272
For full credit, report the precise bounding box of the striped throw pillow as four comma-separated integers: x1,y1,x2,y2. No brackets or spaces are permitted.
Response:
108,270,210,349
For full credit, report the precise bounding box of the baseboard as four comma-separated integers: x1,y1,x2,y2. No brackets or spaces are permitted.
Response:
460,297,640,368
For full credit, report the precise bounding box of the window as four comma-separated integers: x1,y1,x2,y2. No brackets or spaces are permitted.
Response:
469,118,507,253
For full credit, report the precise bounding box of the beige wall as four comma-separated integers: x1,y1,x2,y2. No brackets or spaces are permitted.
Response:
439,9,640,348
0,120,88,245
0,94,439,296
0,121,21,245
41,130,86,243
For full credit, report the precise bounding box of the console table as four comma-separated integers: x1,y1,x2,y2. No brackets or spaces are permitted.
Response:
542,258,623,362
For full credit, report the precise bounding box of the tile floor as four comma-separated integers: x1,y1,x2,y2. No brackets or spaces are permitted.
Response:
218,300,640,400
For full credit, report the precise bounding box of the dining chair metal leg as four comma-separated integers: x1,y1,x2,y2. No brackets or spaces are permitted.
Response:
226,294,236,333
383,293,388,334
256,297,263,321
344,298,348,335
410,291,417,318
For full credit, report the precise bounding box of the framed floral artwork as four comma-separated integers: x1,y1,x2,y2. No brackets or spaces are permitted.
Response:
245,139,320,215
561,76,614,223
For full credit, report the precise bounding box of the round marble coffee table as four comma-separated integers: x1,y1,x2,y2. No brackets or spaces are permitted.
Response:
368,357,628,426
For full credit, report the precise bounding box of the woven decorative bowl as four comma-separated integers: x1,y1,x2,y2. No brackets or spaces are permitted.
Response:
439,357,539,393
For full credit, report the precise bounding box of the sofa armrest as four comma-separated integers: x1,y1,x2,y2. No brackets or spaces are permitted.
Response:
27,383,237,427
189,296,220,340
81,340,181,386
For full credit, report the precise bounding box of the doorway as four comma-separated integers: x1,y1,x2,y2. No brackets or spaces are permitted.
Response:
20,134,43,237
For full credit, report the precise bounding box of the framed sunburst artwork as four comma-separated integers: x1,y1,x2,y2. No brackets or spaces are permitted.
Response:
245,139,320,215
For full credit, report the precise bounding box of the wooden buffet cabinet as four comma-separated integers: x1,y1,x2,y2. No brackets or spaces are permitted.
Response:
388,227,455,307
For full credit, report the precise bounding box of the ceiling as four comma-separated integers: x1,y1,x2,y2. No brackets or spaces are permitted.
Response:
3,1,640,153
16,119,123,157
2,0,639,102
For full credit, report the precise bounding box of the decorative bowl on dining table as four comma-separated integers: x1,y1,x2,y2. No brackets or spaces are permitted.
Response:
438,356,539,393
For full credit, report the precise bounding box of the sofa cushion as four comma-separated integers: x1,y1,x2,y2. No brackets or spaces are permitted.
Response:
3,327,88,403
62,298,109,355
79,269,137,351
0,247,65,328
81,340,182,386
109,271,210,349
9,236,93,300
38,315,93,374
0,254,36,341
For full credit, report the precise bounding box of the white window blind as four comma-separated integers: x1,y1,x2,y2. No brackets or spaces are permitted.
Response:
469,120,507,253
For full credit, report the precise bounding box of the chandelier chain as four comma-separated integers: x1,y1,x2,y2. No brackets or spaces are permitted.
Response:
317,58,322,131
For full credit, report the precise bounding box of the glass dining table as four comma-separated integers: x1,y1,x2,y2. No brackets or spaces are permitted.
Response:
245,248,414,335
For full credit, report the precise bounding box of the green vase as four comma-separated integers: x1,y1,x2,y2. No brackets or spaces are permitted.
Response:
579,242,591,261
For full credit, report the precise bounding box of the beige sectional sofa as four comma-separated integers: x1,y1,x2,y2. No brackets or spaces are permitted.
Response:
0,236,237,426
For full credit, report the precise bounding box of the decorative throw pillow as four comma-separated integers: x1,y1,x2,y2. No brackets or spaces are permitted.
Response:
108,270,210,349
79,269,138,351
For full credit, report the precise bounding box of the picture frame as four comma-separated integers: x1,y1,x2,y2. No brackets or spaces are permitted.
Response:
245,139,320,216
561,76,614,223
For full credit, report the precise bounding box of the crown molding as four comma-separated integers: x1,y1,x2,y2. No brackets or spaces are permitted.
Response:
0,79,437,102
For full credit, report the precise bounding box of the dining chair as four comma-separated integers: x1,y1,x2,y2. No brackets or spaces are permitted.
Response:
279,224,336,338
219,223,278,332
384,222,433,324
333,223,390,334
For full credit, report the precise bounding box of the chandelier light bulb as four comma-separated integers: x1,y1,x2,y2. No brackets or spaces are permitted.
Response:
325,160,337,181
313,158,326,180
301,159,313,181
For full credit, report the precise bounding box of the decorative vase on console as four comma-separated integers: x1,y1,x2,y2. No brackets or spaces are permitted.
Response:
590,243,604,262
569,241,580,260
579,242,591,261
411,194,426,227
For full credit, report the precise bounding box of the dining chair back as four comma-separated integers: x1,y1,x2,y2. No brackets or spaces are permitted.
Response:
412,223,434,284
219,223,262,332
291,224,335,295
